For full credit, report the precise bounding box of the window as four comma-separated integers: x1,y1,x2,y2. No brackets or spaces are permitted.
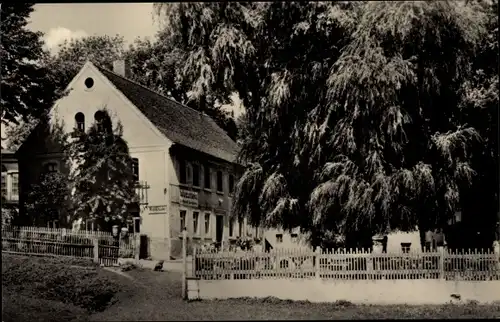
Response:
229,218,234,237
48,220,59,229
291,233,298,243
193,212,199,235
180,210,186,231
75,112,85,131
229,174,235,194
179,160,187,184
204,165,211,189
186,163,193,184
216,171,223,192
131,158,139,182
131,213,140,233
94,111,106,131
43,162,58,173
204,213,211,235
192,164,200,187
84,77,94,89
276,234,283,243
11,172,19,200
1,172,6,198
401,242,411,254
238,219,243,237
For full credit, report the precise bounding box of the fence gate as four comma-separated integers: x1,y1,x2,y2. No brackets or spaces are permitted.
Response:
98,241,119,266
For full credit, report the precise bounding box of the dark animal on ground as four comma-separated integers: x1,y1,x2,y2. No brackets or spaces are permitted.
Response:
154,260,165,271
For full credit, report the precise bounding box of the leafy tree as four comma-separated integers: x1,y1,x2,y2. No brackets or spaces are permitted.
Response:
26,171,71,227
125,27,239,140
43,35,126,90
4,115,38,151
0,4,63,125
452,0,499,247
67,108,136,231
155,2,494,248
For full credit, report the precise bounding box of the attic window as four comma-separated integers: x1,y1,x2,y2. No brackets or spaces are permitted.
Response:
75,112,85,131
94,111,105,131
84,77,94,89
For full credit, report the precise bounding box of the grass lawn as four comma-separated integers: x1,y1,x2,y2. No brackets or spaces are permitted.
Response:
2,253,500,321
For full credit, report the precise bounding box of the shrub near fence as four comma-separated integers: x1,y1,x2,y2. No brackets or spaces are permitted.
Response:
193,247,500,281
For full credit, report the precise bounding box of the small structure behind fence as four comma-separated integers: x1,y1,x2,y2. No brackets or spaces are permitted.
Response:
192,247,500,281
1,225,139,266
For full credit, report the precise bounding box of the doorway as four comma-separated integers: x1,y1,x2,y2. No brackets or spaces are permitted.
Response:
216,215,223,244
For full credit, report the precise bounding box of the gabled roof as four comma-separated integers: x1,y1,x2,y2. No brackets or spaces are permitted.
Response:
96,66,239,164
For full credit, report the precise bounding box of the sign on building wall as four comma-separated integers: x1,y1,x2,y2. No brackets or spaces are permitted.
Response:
214,208,227,216
148,205,167,214
180,189,198,208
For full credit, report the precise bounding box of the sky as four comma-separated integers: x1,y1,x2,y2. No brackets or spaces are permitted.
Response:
28,3,160,51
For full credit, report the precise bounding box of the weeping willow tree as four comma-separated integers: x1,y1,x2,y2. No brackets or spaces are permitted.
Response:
155,2,494,248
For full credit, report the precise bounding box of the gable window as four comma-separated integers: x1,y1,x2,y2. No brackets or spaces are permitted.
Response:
179,160,187,184
131,158,139,182
204,213,211,235
94,111,105,131
204,165,211,189
180,210,186,231
291,233,298,243
193,211,199,235
192,164,200,187
276,234,283,243
75,112,85,131
216,170,223,193
229,174,235,194
84,77,94,89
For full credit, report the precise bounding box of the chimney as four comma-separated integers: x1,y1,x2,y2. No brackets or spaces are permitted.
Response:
112,59,131,78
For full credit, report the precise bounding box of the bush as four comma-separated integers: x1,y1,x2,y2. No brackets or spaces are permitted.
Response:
2,254,120,312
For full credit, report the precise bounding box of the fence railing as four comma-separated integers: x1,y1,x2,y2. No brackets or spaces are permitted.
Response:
192,247,500,281
1,225,140,266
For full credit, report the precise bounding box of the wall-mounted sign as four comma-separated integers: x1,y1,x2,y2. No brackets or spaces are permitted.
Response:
148,205,167,214
214,208,227,216
180,189,198,208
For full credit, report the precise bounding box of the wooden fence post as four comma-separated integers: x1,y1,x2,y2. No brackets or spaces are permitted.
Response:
493,241,500,271
438,246,445,280
182,228,188,300
367,250,373,279
93,238,99,264
314,247,321,280
134,234,140,264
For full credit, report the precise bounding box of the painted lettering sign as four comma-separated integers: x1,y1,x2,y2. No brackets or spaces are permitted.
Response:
180,189,199,208
214,208,226,215
148,205,167,214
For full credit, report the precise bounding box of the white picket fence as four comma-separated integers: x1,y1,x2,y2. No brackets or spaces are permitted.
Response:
1,225,139,265
193,247,500,281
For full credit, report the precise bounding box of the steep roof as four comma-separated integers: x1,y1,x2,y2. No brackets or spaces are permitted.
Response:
96,66,239,164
